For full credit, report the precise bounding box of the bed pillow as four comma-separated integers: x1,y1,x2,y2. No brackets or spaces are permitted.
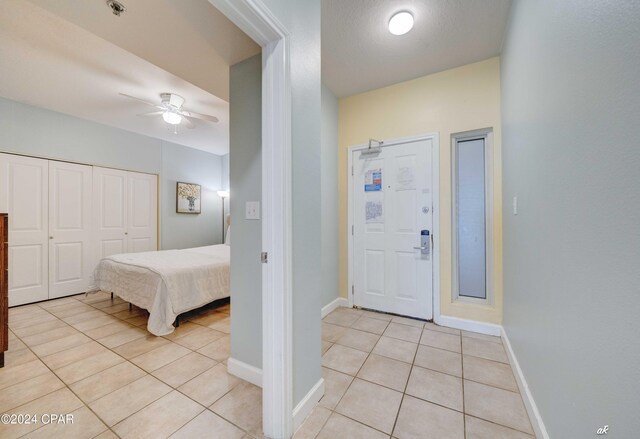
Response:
225,226,231,245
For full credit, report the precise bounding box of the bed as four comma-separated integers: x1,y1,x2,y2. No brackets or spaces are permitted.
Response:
92,244,230,336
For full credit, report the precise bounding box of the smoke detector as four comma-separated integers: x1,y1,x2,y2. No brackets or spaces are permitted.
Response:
106,0,126,17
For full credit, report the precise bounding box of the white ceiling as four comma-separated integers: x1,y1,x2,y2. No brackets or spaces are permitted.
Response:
0,0,261,155
322,0,512,97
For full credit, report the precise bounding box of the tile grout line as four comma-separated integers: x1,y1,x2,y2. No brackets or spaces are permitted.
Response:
322,312,414,438
88,295,252,438
461,325,467,439
319,309,534,438
79,296,254,438
389,316,424,438
8,294,253,439
11,297,182,438
318,312,390,437
8,299,119,438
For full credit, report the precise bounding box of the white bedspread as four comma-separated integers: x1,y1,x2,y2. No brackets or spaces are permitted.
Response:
93,245,230,335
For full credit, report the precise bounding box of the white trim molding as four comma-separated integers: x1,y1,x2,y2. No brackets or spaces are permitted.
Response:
321,297,350,318
227,357,263,388
292,378,325,433
434,314,502,336
451,128,494,306
207,1,293,438
502,327,550,439
261,34,293,439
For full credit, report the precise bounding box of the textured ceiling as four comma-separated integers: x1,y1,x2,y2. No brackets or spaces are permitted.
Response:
27,0,261,102
322,0,512,97
0,0,261,155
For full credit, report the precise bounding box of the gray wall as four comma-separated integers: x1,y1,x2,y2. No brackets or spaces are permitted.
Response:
161,143,224,250
321,84,339,308
501,2,640,438
222,153,229,191
228,0,322,406
229,54,262,369
0,97,226,249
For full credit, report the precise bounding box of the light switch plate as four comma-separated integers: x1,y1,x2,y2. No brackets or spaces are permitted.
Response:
245,201,260,220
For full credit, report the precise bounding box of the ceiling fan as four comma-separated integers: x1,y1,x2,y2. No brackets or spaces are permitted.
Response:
119,92,219,129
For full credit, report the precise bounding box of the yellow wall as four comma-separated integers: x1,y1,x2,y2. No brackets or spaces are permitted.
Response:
338,57,503,324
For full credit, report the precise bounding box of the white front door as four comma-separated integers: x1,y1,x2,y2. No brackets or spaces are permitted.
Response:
352,138,434,319
0,153,49,306
48,161,93,299
127,172,157,253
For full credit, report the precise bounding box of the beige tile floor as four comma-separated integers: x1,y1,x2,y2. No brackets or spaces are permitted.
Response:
3,296,534,439
1,292,260,439
295,307,535,439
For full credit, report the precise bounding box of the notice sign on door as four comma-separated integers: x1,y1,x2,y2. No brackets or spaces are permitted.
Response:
365,168,382,192
365,192,383,224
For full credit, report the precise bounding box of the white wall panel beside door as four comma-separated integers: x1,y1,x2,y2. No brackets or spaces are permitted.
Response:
93,167,128,260
127,172,157,253
0,153,49,306
48,161,93,299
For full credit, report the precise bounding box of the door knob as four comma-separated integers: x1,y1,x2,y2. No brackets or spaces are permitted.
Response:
49,236,53,240
125,232,128,235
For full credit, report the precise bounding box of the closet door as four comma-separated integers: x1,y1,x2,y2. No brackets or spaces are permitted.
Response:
127,172,157,253
0,154,49,306
93,167,128,260
48,161,93,299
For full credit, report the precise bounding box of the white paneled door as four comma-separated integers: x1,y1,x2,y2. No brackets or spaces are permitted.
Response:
93,167,129,260
0,154,49,306
352,138,434,319
0,156,158,306
127,172,157,253
48,161,93,299
93,166,157,259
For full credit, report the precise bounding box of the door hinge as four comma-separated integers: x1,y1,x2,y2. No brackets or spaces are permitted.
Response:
261,252,268,264
351,166,354,176
351,225,354,235
352,285,354,296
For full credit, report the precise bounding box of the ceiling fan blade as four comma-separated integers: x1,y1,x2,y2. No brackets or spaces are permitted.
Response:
181,116,196,129
119,93,162,109
179,109,219,123
137,111,164,117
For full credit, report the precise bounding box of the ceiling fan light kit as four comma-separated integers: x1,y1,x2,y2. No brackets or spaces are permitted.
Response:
162,110,182,125
119,92,219,132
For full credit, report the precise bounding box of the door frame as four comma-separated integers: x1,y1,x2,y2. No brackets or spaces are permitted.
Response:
206,1,292,438
347,133,440,320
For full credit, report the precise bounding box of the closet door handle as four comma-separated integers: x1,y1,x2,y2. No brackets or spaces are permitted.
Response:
49,236,54,240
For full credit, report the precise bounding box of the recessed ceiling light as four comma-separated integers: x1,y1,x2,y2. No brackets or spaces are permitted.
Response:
388,11,414,36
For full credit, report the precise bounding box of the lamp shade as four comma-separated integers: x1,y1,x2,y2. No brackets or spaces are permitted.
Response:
217,190,230,198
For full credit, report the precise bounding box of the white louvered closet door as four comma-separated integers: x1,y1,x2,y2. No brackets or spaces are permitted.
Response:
48,161,93,299
0,153,49,306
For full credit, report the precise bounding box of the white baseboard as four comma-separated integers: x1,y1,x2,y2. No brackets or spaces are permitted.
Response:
434,314,502,336
321,297,350,318
501,327,549,439
227,357,263,388
292,377,325,432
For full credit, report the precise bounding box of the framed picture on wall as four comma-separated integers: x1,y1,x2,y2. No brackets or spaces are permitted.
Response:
176,182,201,214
